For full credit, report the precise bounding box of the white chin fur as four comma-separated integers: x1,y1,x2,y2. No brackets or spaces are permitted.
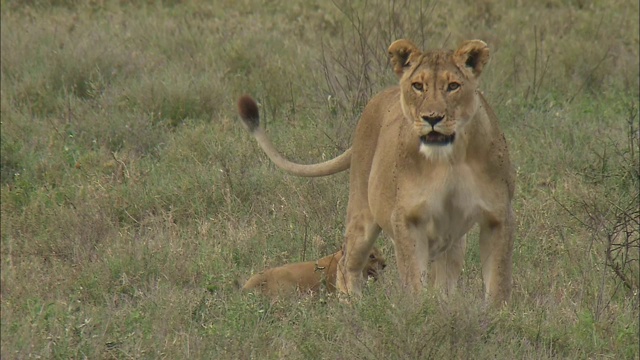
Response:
419,143,453,161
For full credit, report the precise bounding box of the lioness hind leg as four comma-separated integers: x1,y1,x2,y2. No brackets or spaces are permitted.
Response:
479,210,515,305
430,236,466,296
337,214,381,297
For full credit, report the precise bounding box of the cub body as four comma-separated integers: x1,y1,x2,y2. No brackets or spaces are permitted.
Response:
242,248,385,297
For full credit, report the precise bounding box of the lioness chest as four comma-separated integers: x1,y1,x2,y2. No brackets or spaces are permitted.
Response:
409,164,484,252
370,147,487,257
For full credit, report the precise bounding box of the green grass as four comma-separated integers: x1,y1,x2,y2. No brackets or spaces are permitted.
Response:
1,0,638,358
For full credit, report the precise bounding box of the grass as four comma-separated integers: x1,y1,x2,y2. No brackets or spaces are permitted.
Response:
1,0,639,358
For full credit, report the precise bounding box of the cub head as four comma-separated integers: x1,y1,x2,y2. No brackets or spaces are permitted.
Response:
388,39,490,159
364,246,386,281
336,246,386,281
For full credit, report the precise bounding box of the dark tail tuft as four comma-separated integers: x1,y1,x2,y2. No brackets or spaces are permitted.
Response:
238,95,260,132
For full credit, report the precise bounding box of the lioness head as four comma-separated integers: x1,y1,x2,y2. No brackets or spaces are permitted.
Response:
388,39,490,159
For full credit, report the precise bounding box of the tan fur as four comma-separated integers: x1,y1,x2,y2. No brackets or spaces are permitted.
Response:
242,248,385,297
237,39,515,305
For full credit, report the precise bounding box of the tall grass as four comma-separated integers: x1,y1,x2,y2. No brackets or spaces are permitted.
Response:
2,0,638,358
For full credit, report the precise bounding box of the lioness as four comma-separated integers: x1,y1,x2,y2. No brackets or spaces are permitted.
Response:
237,39,515,304
242,247,386,297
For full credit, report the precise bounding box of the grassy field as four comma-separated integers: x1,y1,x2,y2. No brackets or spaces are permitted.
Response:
1,0,638,358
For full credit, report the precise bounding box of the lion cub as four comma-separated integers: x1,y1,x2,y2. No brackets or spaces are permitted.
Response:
243,247,385,297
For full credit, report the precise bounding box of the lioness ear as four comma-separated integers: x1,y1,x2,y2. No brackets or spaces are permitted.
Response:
388,39,421,77
453,40,490,77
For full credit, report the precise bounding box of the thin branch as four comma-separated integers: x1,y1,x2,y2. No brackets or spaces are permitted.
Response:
567,46,612,104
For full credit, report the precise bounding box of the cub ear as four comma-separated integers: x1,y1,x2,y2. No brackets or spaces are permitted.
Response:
453,40,490,77
388,39,420,77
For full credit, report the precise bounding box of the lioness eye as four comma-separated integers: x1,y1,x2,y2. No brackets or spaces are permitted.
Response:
412,82,423,91
447,82,460,91
369,254,376,259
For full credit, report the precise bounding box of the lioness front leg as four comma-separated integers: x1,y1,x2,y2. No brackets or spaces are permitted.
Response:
479,209,515,305
430,235,466,296
389,208,426,294
337,214,381,297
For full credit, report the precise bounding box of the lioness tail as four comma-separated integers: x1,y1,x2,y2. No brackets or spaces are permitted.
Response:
237,95,352,177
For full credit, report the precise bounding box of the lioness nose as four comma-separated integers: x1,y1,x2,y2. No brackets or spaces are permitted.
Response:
422,115,444,127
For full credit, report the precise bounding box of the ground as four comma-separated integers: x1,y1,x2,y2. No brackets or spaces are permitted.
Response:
1,0,638,358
